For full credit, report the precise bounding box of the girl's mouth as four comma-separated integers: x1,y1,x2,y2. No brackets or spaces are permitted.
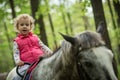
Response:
22,30,27,32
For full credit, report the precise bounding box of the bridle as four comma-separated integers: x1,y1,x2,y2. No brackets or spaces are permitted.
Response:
76,48,92,80
76,44,106,80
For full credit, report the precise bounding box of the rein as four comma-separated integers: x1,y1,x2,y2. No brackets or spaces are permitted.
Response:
76,60,91,80
76,47,93,80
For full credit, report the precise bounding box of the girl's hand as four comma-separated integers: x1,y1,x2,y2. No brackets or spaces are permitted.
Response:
17,60,24,66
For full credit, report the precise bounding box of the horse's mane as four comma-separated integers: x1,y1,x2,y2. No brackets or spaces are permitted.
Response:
52,46,61,55
76,31,105,50
51,39,72,55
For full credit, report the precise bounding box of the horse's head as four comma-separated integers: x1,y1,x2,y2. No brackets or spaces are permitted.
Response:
61,31,118,80
77,47,118,80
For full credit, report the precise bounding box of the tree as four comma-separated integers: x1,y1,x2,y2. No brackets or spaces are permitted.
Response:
45,0,58,48
113,0,120,64
9,0,16,18
59,0,69,35
90,0,112,50
90,0,118,77
67,12,73,35
30,0,48,46
38,14,48,46
30,0,38,19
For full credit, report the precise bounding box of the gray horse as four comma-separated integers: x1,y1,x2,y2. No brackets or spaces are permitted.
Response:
6,31,118,80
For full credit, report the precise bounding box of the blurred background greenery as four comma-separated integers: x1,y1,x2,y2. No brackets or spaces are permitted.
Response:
0,0,120,79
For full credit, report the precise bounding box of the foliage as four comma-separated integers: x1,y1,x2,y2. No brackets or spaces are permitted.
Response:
118,65,120,80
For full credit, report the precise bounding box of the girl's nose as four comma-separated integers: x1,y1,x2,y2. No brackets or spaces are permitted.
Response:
23,25,27,27
23,24,27,27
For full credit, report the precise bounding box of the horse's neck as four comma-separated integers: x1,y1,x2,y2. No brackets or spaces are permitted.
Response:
57,48,76,69
50,48,78,79
32,45,79,80
45,47,75,70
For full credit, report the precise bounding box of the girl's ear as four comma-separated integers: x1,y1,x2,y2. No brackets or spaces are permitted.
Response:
29,17,35,30
30,23,34,31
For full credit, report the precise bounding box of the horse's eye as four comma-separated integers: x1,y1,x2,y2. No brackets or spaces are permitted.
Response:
84,61,92,67
78,62,81,65
79,47,82,51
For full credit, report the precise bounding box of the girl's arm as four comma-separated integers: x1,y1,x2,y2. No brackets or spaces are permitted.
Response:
38,39,53,57
13,41,24,66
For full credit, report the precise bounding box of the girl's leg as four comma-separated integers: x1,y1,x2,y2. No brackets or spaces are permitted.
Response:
13,65,30,80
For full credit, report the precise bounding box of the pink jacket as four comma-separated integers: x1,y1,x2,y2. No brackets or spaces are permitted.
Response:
14,32,44,64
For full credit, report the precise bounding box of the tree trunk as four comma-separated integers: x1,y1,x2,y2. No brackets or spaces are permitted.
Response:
45,0,58,49
67,12,74,35
90,0,112,50
30,0,39,19
113,0,120,64
62,12,69,35
3,21,15,66
113,0,120,27
48,13,58,48
3,21,12,55
90,0,118,77
59,0,69,35
107,0,117,29
30,0,48,46
38,14,48,46
9,0,16,18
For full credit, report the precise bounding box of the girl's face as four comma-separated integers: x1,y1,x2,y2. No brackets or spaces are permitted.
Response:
17,18,31,36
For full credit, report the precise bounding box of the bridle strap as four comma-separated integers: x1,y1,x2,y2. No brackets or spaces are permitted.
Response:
76,61,92,80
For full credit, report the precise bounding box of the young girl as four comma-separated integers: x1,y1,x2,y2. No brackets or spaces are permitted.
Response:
13,14,52,80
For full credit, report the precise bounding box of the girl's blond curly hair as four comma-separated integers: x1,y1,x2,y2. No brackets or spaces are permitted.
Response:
14,14,35,33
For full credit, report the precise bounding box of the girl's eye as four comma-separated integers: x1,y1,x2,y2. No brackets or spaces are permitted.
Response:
26,24,29,26
20,24,24,26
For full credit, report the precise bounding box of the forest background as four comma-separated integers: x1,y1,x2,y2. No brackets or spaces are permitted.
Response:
0,0,120,79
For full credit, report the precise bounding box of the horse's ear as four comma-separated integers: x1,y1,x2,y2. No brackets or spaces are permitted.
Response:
97,21,105,35
59,32,75,45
